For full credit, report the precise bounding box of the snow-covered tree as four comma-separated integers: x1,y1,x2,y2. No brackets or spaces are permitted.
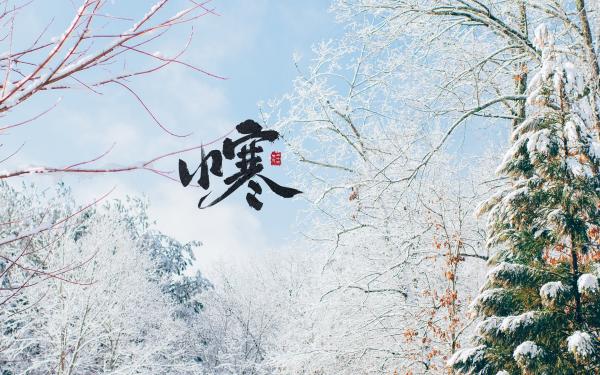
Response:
0,183,208,374
260,0,526,372
195,252,317,375
263,0,600,373
450,24,600,374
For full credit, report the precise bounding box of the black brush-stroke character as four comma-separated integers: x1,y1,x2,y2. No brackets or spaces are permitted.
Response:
178,119,302,210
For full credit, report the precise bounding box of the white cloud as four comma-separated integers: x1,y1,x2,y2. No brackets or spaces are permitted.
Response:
147,180,270,271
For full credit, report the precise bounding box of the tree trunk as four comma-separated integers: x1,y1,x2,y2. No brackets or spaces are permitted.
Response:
570,241,583,325
575,0,600,136
512,0,528,130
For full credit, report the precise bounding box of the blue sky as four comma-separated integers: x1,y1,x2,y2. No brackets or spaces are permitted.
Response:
3,1,342,268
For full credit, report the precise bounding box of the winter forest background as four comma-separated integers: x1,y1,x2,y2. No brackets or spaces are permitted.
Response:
1,1,600,374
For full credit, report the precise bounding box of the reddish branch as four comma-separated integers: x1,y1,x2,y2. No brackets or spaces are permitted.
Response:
0,126,236,181
0,0,224,129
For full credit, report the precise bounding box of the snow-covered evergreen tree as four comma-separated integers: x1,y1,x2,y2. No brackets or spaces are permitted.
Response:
106,197,211,316
450,25,600,374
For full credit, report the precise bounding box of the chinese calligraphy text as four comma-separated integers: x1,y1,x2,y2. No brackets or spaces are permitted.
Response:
178,120,302,211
